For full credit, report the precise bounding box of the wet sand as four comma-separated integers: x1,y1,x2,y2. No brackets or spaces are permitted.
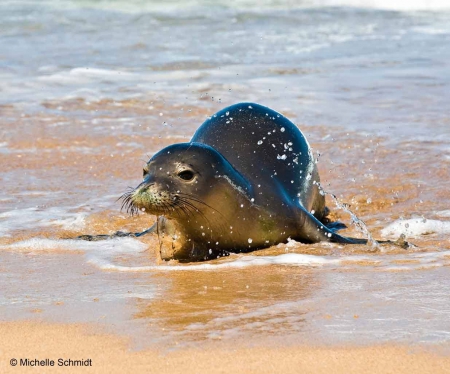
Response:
1,321,449,374
1,99,450,369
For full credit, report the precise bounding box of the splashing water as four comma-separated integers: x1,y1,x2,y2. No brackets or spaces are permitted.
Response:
315,182,379,248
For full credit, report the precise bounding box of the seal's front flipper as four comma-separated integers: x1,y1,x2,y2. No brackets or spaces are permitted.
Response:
155,217,227,261
75,234,112,241
74,223,157,241
133,224,157,237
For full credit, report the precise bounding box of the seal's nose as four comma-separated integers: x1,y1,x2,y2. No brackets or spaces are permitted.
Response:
134,177,155,194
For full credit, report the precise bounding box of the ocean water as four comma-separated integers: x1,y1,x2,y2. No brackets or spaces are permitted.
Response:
1,0,450,349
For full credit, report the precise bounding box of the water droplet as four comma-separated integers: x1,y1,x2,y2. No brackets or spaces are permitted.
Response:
257,140,263,145
280,127,285,132
248,238,253,243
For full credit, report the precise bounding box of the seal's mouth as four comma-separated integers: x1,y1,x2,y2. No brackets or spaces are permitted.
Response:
119,183,171,216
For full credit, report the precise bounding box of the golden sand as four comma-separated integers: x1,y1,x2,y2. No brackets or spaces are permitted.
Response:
1,321,449,374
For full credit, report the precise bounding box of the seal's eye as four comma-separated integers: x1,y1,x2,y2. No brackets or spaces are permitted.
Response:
143,168,148,178
178,170,195,181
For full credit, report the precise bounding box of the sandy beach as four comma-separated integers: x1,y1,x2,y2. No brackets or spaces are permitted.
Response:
1,321,449,374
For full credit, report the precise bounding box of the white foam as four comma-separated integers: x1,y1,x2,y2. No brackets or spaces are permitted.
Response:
24,0,450,12
1,237,147,254
88,253,336,272
38,67,135,84
0,207,88,236
4,237,449,273
315,0,450,10
381,218,450,238
40,214,87,231
436,210,450,218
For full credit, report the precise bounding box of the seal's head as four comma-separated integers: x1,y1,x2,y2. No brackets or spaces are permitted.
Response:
121,142,254,261
122,142,248,221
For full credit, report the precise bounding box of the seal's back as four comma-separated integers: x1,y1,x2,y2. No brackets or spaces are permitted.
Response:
191,102,324,217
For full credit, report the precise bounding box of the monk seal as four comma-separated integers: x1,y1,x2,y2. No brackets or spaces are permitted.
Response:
117,102,379,261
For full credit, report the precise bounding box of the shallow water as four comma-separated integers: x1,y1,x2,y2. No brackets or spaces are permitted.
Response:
1,0,450,349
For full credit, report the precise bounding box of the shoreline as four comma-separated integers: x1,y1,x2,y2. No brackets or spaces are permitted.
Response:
1,321,449,374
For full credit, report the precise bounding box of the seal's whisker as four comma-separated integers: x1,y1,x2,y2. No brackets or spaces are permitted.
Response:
176,193,224,217
176,201,195,220
172,204,185,220
179,198,217,227
179,196,239,237
176,198,213,227
121,195,134,214
160,202,171,217
177,204,193,221
122,195,139,217
120,194,130,207
118,190,134,207
117,186,135,200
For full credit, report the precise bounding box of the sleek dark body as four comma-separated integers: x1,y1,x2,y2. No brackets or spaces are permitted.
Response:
76,103,410,257
122,102,367,261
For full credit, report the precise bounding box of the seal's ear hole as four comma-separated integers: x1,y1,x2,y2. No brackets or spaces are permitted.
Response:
178,170,195,181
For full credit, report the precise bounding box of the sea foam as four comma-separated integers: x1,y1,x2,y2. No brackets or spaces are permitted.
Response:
1,237,147,253
0,207,88,236
2,236,449,273
381,218,450,238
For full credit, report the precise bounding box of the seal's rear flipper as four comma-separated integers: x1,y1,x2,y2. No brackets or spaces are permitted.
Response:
297,210,363,244
297,211,413,249
325,221,347,232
